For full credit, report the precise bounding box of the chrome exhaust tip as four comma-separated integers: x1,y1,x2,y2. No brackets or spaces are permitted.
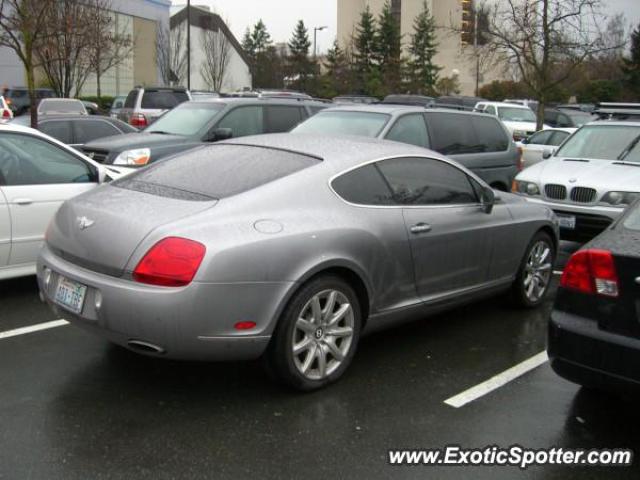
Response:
127,340,165,355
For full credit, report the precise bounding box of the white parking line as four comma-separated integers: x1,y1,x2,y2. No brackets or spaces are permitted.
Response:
444,351,549,408
553,270,563,276
0,319,69,340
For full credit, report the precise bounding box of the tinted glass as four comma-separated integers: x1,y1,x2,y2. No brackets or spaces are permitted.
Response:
566,112,594,126
265,106,303,133
497,107,536,122
124,90,137,108
556,125,640,161
40,121,73,144
292,111,390,137
141,91,189,109
0,133,93,185
332,164,395,205
145,103,225,136
528,130,552,145
385,114,429,148
377,157,477,206
38,100,85,114
548,131,569,146
217,106,264,137
74,120,121,143
114,144,319,200
471,116,508,151
424,113,482,155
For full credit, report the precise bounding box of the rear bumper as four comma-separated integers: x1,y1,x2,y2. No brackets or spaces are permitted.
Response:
548,310,640,391
37,244,293,361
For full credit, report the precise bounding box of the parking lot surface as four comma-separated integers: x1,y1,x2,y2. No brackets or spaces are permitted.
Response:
1,243,638,480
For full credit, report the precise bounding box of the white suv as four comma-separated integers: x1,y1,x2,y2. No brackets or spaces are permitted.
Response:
475,101,548,141
512,121,640,242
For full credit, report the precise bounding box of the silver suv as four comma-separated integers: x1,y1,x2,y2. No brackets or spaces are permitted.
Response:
513,120,640,241
118,86,191,128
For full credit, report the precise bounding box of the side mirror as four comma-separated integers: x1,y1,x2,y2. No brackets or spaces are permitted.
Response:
481,186,495,214
521,137,529,145
209,127,233,142
542,149,553,159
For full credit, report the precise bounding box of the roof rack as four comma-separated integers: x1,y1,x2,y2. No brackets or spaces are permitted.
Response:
594,102,640,119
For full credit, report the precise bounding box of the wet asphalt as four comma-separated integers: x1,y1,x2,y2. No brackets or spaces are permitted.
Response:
0,242,638,480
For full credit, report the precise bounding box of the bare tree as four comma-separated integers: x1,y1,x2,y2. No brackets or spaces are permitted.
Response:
480,0,625,129
157,23,187,86
85,0,133,100
35,0,94,98
0,0,55,127
200,27,231,92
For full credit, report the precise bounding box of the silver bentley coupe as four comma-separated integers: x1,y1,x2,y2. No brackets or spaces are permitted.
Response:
38,134,559,390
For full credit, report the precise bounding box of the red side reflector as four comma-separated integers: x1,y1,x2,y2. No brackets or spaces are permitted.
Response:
234,321,257,330
133,237,206,287
2,109,10,118
560,249,619,297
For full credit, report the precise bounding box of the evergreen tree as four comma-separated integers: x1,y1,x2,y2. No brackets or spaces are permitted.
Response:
407,1,441,95
622,23,640,99
243,20,283,89
375,1,402,95
287,20,313,91
320,39,353,97
352,5,378,95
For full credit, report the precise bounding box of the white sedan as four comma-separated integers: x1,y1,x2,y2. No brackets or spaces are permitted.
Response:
517,128,576,169
0,123,131,280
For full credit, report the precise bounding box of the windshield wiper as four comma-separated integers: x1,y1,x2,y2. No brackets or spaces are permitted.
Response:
617,133,640,160
148,130,172,135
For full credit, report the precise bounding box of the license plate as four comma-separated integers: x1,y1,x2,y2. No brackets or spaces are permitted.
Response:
556,214,576,230
54,276,87,314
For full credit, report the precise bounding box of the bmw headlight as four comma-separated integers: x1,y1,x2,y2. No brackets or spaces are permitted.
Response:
512,180,540,196
113,148,151,166
601,191,640,206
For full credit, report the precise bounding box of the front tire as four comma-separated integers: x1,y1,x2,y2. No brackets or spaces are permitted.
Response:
511,231,555,308
266,275,361,391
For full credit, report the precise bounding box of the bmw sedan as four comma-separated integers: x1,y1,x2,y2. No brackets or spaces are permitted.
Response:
38,134,559,390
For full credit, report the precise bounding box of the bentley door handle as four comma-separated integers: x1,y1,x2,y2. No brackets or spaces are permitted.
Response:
12,198,33,205
410,223,432,234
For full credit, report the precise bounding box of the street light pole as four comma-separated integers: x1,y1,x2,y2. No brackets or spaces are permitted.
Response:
187,0,191,90
313,26,328,61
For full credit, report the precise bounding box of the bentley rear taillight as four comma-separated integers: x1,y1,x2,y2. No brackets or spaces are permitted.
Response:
133,237,206,287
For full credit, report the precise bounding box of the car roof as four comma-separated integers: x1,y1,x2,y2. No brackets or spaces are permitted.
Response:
185,97,328,107
11,114,126,123
317,104,495,118
222,133,448,172
477,101,530,108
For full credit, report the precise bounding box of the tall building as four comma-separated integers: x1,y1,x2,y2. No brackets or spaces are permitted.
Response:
0,0,171,97
337,0,495,95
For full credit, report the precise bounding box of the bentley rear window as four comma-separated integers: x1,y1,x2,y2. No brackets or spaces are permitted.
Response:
113,144,320,200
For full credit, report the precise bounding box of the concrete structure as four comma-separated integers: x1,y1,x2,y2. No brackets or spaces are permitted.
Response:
337,0,500,95
0,0,170,97
170,5,252,93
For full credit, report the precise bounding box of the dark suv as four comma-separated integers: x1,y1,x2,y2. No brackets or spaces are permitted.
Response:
292,105,520,191
118,86,191,128
3,87,55,115
83,97,328,166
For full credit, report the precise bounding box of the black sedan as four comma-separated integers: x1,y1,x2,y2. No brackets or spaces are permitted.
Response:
549,199,640,391
10,115,137,149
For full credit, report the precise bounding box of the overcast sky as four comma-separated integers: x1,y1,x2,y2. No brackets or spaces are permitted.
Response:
189,0,640,54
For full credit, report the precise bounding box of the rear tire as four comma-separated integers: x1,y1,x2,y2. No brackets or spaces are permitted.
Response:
265,275,361,391
511,231,556,308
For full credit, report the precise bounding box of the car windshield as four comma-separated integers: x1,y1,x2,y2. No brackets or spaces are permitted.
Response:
39,100,85,114
144,103,225,136
497,107,536,122
566,112,595,126
555,125,640,161
292,111,390,137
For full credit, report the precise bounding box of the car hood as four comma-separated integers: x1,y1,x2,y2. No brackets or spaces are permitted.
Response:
502,120,544,132
518,157,640,190
84,132,190,152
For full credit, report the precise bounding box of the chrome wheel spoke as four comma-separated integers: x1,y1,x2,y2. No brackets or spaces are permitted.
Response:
296,318,316,335
293,337,313,355
327,303,351,327
316,345,327,378
324,338,344,361
301,344,317,374
326,326,353,338
311,296,322,324
322,291,337,322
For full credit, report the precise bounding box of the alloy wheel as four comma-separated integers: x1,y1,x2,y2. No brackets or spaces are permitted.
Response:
523,240,553,302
